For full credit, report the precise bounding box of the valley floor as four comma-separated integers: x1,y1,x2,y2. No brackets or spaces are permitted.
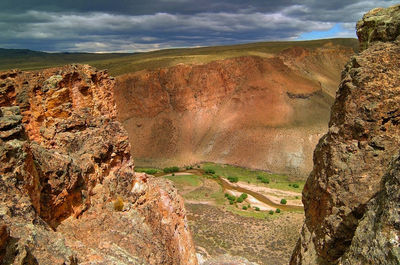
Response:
144,163,305,264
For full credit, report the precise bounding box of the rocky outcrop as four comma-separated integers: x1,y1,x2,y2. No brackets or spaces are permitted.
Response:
0,65,197,264
290,4,400,264
115,44,354,177
357,4,400,51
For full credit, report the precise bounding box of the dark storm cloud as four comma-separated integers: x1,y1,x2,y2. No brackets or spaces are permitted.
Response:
0,0,398,52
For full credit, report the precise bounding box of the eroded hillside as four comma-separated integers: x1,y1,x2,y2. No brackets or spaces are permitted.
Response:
115,43,354,177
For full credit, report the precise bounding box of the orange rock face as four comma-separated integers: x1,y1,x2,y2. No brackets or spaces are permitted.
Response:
0,65,197,264
115,46,353,176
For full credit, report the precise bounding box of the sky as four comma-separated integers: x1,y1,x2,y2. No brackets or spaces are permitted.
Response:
0,0,398,53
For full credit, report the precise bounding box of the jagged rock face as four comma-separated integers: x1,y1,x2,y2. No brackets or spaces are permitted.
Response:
0,65,197,264
291,4,400,264
115,45,353,177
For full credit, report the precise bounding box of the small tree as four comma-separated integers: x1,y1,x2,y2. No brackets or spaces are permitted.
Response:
280,199,287,205
275,208,281,213
242,206,247,210
227,176,239,183
255,207,260,211
269,210,274,215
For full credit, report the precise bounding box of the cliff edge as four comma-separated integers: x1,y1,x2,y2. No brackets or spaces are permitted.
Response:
0,65,197,264
290,4,400,264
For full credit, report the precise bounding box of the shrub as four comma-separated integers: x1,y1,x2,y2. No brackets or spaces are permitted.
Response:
227,195,236,201
275,208,281,213
204,168,215,174
237,197,244,203
239,193,248,200
242,206,247,210
197,165,200,168
113,197,124,211
261,177,270,184
185,166,193,170
172,173,175,176
229,200,234,205
255,207,260,211
295,196,299,199
280,199,287,205
137,168,158,175
224,193,229,198
269,210,274,215
293,184,299,188
288,184,292,187
163,166,179,173
227,176,239,183
256,175,262,180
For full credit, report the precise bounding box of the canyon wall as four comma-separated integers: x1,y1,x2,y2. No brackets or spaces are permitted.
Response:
291,4,400,264
0,65,197,264
115,44,354,177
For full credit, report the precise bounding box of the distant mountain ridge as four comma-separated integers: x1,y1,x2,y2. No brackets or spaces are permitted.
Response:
0,38,358,76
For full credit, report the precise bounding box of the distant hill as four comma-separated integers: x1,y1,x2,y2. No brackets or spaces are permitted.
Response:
0,38,358,76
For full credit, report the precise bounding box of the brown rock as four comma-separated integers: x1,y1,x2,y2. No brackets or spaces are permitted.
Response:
0,65,197,264
291,4,400,264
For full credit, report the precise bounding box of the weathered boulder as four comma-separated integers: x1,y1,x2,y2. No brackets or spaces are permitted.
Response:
291,4,400,264
0,65,197,264
357,4,400,51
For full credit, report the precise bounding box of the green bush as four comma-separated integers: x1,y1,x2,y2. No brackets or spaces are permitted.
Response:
257,175,269,184
224,193,229,198
204,168,215,174
237,197,244,203
229,200,234,205
242,206,247,210
239,193,248,200
172,173,175,176
255,207,260,211
163,166,179,173
227,176,239,183
275,208,281,213
280,199,287,205
185,166,193,170
137,169,158,175
292,184,299,188
295,196,299,199
269,210,274,215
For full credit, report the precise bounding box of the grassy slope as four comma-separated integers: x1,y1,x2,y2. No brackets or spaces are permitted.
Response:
202,162,305,192
0,38,358,76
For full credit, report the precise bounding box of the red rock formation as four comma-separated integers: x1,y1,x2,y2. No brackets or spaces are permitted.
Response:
0,65,197,264
115,45,354,177
290,4,400,264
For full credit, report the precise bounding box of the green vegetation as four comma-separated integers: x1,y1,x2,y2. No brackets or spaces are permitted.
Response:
204,168,216,175
185,166,193,170
227,176,239,183
135,167,161,175
255,207,260,211
275,208,281,213
269,210,274,215
292,184,300,188
164,174,201,187
202,162,305,191
163,166,180,173
242,206,248,210
0,38,358,76
280,199,287,205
